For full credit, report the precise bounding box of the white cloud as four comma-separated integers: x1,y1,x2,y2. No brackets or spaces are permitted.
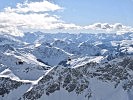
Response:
5,1,62,13
0,1,65,36
113,23,123,30
84,23,133,34
0,1,133,36
0,1,82,36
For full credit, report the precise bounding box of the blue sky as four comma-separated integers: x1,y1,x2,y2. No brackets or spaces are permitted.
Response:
57,0,133,26
0,0,133,26
0,0,133,36
0,0,22,9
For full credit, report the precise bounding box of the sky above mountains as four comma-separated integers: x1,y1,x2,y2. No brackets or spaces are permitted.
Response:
0,0,133,36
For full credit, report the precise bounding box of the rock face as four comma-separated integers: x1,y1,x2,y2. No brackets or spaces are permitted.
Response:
1,60,132,100
14,57,132,100
22,66,90,100
0,77,23,97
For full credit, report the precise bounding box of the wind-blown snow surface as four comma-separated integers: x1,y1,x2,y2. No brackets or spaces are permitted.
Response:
0,32,133,100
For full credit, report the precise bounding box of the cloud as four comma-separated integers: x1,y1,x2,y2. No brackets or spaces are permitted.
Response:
0,1,82,36
84,23,133,34
5,1,62,13
0,1,133,36
0,1,64,36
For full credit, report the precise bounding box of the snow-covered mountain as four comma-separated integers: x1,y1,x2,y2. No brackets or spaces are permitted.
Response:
0,32,133,100
32,42,73,66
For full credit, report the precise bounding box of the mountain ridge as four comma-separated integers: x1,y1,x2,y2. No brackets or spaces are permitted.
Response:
0,32,133,100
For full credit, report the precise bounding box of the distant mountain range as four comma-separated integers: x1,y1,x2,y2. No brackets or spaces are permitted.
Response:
0,32,133,100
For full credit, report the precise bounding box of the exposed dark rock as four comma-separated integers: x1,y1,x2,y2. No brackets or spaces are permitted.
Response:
0,77,23,96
